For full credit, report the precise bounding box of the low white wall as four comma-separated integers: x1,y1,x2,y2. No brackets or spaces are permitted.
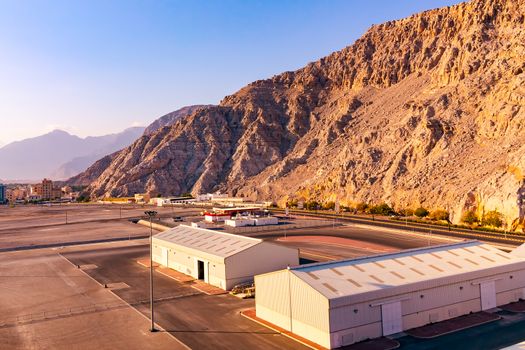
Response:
225,219,255,227
254,217,278,226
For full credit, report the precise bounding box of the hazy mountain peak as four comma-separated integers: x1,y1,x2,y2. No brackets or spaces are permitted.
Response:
48,129,71,135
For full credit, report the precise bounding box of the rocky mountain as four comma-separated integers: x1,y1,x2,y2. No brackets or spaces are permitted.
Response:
77,0,525,229
143,105,213,135
0,127,144,181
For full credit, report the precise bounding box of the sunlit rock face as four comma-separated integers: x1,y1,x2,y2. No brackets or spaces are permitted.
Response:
76,0,525,229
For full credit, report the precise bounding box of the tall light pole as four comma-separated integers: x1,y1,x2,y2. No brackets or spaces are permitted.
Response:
145,210,158,332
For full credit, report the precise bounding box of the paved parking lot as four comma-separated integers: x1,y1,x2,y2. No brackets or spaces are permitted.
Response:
0,204,195,229
61,242,309,350
4,205,523,349
0,204,200,251
0,246,186,350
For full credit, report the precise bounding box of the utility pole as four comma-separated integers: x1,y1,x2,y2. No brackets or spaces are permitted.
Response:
145,210,158,332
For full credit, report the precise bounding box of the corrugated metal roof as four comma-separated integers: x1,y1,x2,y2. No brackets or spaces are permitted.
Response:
291,241,525,300
153,225,261,259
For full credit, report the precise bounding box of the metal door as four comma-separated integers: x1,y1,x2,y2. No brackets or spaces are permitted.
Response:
381,301,403,336
161,247,168,266
204,261,209,283
480,281,497,310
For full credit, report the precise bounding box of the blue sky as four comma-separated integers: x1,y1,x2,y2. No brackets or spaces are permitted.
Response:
0,0,462,145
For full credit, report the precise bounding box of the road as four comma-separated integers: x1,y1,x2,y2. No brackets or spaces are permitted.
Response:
250,223,455,248
0,204,201,252
271,209,525,247
0,204,200,232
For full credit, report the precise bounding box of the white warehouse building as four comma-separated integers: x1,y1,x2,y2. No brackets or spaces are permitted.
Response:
255,241,525,349
152,225,299,290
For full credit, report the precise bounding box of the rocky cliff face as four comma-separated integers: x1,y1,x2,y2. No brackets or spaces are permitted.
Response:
77,0,525,228
143,105,213,135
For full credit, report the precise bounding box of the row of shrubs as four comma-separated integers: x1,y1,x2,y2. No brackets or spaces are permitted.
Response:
285,200,506,228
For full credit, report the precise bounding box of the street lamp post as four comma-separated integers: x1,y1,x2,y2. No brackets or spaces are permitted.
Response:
145,210,158,332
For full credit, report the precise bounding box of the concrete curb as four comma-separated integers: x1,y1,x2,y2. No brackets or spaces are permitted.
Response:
137,220,170,232
240,310,325,350
0,235,149,253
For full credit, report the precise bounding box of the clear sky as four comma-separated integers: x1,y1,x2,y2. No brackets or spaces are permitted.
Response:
0,0,462,146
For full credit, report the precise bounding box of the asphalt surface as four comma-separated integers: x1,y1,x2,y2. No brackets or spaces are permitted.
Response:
4,204,523,349
61,244,309,350
0,204,200,252
0,246,185,350
248,223,452,250
0,220,151,252
0,204,200,232
57,240,525,350
272,209,525,246
397,309,525,350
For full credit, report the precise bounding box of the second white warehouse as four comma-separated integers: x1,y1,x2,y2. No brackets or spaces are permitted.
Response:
255,241,525,348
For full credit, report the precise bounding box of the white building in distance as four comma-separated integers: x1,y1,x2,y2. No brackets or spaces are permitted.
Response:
255,241,525,349
152,225,299,290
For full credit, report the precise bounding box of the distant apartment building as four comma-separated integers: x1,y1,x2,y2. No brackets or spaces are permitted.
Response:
33,178,61,200
6,187,28,202
0,183,6,204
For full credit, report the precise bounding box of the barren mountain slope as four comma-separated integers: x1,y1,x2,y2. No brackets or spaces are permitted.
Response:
143,105,213,135
79,0,525,227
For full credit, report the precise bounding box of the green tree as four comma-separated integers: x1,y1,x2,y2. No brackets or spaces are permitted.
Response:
414,207,429,218
306,200,320,210
429,209,449,221
481,210,504,228
356,202,369,212
340,205,351,212
323,201,336,210
461,210,478,225
369,203,395,216
398,208,414,217
286,199,298,208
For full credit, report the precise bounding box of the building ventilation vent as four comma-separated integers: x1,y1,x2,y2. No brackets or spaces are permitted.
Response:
465,258,479,266
390,271,405,279
323,283,338,293
307,272,320,280
369,275,384,283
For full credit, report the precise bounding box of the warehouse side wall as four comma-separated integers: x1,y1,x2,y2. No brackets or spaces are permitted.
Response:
328,269,525,348
289,273,331,349
255,270,292,331
255,270,331,348
225,243,299,290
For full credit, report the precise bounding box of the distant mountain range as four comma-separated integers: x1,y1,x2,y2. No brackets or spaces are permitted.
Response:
0,127,144,182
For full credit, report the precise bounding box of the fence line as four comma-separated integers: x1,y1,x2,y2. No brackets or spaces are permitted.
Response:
0,291,199,328
228,220,337,234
